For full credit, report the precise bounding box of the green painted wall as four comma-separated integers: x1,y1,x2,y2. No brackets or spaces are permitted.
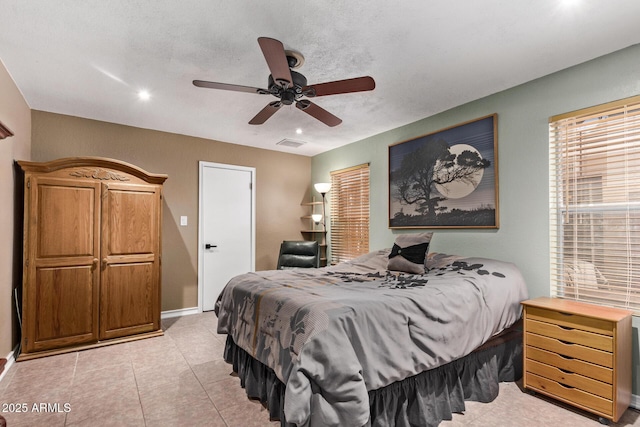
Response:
312,43,640,396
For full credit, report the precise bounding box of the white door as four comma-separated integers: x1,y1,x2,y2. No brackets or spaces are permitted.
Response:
199,162,255,312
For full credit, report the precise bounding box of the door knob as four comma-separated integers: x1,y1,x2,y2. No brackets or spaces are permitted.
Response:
205,244,217,249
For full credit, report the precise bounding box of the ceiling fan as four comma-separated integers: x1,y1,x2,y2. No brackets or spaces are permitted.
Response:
193,37,375,127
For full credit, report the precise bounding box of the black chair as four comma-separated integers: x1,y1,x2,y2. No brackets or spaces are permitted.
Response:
276,240,320,269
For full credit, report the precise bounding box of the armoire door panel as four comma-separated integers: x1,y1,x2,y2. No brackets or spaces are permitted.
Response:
31,265,98,351
100,181,161,340
103,184,158,256
23,176,101,353
35,179,98,258
100,262,157,339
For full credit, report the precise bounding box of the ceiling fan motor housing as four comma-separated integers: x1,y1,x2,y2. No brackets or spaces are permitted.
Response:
268,71,308,105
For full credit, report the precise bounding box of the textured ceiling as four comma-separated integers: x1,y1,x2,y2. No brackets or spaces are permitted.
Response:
2,1,640,156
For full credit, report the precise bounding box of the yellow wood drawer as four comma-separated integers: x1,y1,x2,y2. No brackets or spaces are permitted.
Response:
526,318,613,352
526,306,613,336
526,332,613,368
526,372,612,417
526,346,612,384
522,297,632,423
526,359,612,399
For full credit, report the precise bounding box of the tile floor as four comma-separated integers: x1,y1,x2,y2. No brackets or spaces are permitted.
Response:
0,311,637,426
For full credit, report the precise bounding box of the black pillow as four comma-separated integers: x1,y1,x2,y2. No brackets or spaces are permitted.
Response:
387,233,433,274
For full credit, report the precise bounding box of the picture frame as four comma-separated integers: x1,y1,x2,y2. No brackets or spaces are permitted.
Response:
389,114,498,229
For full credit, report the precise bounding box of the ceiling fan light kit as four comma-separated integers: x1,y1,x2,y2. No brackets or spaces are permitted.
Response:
193,37,375,127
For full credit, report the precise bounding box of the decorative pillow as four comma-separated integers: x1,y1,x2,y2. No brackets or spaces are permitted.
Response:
387,232,433,274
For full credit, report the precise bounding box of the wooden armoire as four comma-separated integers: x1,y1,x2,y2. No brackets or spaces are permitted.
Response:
17,157,167,360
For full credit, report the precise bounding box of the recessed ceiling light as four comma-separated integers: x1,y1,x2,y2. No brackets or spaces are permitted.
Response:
138,90,151,101
296,128,303,135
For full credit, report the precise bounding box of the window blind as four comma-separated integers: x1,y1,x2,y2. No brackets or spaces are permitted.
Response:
330,163,370,264
549,95,640,313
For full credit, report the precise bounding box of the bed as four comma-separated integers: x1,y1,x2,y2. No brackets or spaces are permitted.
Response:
215,247,529,427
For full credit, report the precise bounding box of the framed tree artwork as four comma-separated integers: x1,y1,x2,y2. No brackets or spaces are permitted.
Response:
389,114,498,229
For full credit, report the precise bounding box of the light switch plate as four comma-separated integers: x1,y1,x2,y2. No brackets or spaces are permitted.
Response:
180,216,188,226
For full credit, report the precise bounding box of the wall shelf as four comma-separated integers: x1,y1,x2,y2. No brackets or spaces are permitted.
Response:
301,197,327,266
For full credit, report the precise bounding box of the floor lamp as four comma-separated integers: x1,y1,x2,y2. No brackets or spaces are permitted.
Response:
314,182,331,259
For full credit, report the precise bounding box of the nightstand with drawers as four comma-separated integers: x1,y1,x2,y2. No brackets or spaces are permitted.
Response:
522,297,632,424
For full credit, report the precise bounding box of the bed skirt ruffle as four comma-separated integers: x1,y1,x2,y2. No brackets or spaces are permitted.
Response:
223,324,522,427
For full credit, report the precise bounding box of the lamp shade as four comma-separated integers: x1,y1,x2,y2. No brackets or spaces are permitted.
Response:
314,182,331,194
311,214,323,223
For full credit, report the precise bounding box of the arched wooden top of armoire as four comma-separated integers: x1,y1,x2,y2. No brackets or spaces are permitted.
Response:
17,156,168,184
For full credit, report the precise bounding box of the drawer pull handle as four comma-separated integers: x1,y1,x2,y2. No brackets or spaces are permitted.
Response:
559,312,574,317
559,354,574,360
559,368,574,374
559,340,574,345
558,382,575,389
559,325,574,331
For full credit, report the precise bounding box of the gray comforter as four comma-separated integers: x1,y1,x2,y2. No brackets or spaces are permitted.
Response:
215,250,528,427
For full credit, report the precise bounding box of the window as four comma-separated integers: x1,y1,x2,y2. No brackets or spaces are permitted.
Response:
549,95,640,313
330,163,370,264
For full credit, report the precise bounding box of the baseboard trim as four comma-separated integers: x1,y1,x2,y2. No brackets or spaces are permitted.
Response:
0,346,18,384
630,393,640,410
161,306,200,319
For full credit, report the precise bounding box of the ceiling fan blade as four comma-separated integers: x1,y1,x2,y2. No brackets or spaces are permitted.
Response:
193,80,269,95
302,76,375,97
296,100,342,127
257,37,293,88
249,101,282,125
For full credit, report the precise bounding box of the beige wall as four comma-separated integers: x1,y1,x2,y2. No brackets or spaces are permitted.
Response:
30,111,311,311
0,60,31,357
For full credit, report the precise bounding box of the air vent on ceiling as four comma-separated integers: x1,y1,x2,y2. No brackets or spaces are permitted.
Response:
276,138,307,148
